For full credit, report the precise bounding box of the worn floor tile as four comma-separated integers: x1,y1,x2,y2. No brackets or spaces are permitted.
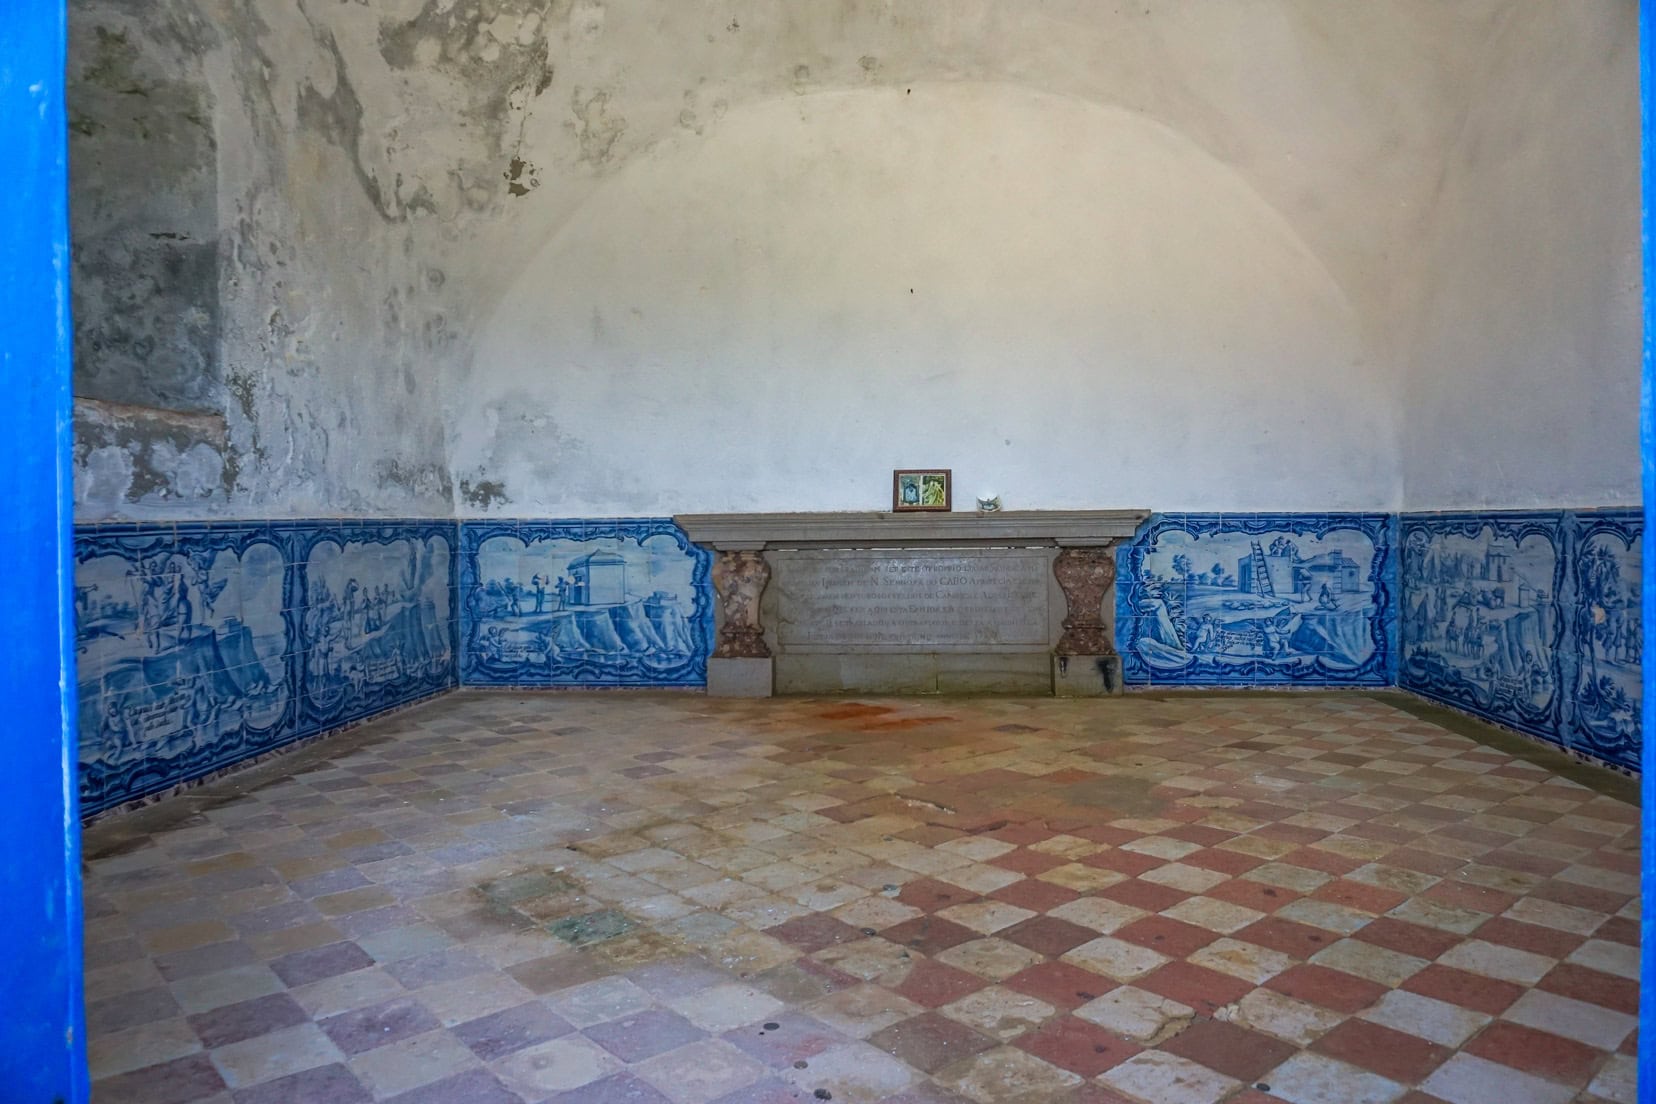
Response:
79,692,1639,1104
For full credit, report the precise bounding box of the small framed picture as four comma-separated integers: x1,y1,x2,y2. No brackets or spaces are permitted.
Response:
893,469,951,512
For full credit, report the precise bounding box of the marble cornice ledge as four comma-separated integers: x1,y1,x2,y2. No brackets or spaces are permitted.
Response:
673,510,1152,550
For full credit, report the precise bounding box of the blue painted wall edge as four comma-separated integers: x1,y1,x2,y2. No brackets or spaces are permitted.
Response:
1,0,90,1096
1638,1,1654,1098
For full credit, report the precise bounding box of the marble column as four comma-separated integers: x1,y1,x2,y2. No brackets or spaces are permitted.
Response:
1052,544,1123,695
708,549,773,696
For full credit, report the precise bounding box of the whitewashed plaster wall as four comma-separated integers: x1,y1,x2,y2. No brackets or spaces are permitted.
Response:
1398,3,1642,511
66,1,1641,520
458,85,1382,514
448,0,1503,516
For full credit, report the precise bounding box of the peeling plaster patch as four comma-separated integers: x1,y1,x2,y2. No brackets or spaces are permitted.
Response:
297,31,419,222
377,458,454,500
460,478,510,509
73,397,231,516
378,0,555,120
77,446,136,511
504,156,540,196
569,87,626,165
456,395,657,515
149,440,228,499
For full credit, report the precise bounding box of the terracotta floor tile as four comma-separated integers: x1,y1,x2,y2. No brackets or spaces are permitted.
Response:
1134,961,1252,1016
1183,847,1267,877
1234,917,1338,960
884,916,983,957
1161,1018,1297,1082
91,1054,232,1104
1592,914,1640,947
1113,915,1221,959
1002,961,1115,1012
1265,964,1388,1014
1311,879,1408,915
899,879,980,914
1350,917,1462,961
997,915,1099,957
1310,1017,1453,1084
1470,916,1585,960
868,1010,996,1073
1015,1014,1142,1077
1082,849,1168,878
1400,964,1525,1016
988,877,1079,914
1535,961,1639,1015
1422,880,1518,916
766,914,864,954
1462,1021,1603,1087
1205,878,1300,914
991,849,1067,876
891,960,990,1009
1097,879,1190,913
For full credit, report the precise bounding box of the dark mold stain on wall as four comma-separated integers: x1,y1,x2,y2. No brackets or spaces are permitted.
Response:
461,479,511,509
504,156,540,196
297,31,442,222
378,0,557,143
69,16,222,414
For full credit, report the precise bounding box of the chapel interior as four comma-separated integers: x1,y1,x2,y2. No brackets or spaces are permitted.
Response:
66,3,1644,1104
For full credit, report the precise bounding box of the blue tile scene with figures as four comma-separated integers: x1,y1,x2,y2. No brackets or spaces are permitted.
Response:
1398,510,1642,773
459,519,713,688
74,520,459,816
1116,514,1396,687
1565,511,1642,770
1399,514,1563,741
297,522,458,731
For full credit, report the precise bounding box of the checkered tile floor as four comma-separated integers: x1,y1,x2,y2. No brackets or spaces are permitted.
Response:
83,691,1640,1104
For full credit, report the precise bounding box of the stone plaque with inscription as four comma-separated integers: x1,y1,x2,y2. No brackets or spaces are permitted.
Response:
774,550,1051,653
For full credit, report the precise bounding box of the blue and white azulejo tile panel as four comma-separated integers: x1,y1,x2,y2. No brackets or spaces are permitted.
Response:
1399,513,1565,743
75,523,296,814
1564,510,1641,771
74,519,459,815
1117,514,1395,687
459,519,713,688
297,522,458,732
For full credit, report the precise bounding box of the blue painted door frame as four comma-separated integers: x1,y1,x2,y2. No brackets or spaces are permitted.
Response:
1,0,90,1099
1643,4,1656,1102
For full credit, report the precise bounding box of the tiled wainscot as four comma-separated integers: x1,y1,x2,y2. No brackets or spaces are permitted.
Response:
72,508,1641,815
74,520,459,815
1116,514,1396,687
458,518,714,688
1400,510,1642,772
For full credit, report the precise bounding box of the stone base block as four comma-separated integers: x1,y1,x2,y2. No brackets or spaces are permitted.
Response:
707,657,773,698
1053,654,1122,697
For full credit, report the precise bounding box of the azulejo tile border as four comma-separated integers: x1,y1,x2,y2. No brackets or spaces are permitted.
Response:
1116,513,1396,688
73,519,459,815
458,518,714,688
